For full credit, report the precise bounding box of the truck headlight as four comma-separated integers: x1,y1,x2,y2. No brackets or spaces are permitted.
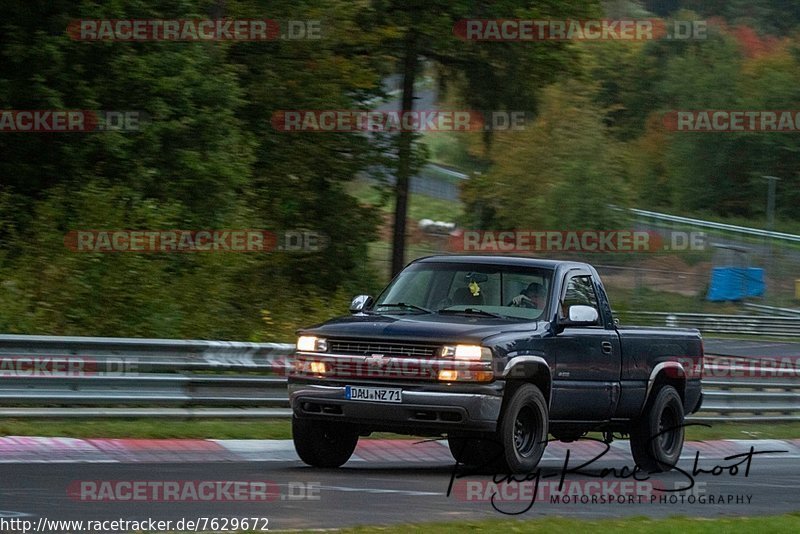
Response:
440,344,492,361
297,336,327,352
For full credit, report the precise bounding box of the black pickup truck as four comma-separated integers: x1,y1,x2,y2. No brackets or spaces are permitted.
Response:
289,255,703,473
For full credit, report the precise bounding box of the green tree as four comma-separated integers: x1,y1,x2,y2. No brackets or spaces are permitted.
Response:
365,0,603,274
462,81,631,232
0,0,385,338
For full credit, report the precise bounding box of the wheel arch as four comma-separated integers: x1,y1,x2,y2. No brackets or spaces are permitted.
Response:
641,362,686,416
501,356,552,408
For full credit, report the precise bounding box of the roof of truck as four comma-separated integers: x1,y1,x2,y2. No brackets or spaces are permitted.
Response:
411,255,590,270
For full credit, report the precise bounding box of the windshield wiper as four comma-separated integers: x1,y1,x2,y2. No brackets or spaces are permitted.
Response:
373,302,433,314
439,307,505,319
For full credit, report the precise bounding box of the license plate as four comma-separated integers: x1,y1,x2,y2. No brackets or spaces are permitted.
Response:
345,385,402,403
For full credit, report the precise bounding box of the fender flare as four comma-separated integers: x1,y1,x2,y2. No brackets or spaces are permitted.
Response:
502,355,552,408
642,361,686,412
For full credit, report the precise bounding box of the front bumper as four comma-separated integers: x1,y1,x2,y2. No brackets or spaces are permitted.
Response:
289,379,504,433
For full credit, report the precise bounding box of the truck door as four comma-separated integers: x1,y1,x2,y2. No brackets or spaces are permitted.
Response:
549,270,622,421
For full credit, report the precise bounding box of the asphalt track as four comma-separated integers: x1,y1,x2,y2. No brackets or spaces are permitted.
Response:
0,437,799,531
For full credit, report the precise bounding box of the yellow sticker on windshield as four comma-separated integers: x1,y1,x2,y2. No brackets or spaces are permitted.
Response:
469,281,481,296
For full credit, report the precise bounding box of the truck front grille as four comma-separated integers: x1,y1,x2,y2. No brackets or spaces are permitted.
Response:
327,339,439,358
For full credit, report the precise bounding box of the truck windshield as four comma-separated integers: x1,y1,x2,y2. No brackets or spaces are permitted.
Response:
373,262,553,320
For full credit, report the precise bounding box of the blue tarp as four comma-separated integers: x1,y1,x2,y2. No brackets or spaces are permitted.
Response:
707,267,765,301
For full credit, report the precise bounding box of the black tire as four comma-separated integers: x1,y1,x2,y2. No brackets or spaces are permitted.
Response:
629,385,685,473
292,417,358,468
447,433,503,468
496,384,549,473
447,434,479,465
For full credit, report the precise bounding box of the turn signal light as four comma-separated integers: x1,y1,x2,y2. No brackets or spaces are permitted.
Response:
438,369,458,381
437,369,494,382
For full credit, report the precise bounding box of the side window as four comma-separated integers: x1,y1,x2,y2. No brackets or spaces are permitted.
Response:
502,274,548,308
562,274,599,319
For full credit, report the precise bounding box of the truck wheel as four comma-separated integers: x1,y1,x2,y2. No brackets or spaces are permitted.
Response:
447,433,503,467
292,416,358,468
447,434,480,465
629,385,685,473
496,384,549,473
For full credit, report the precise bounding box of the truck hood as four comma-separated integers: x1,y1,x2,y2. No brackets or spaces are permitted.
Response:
300,313,543,345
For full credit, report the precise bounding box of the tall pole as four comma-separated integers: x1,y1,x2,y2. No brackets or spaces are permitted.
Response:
390,27,419,277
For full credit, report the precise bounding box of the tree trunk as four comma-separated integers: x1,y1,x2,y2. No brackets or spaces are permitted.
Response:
390,27,419,277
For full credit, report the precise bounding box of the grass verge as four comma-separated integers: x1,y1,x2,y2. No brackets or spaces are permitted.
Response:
0,419,293,440
346,180,462,222
1,419,797,441
315,514,800,533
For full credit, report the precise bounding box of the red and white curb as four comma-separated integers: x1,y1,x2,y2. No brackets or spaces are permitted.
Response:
0,436,797,464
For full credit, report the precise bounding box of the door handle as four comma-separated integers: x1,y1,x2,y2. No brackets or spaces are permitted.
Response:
601,341,613,354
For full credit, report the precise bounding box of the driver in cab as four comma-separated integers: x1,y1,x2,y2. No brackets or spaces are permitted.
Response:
509,282,545,309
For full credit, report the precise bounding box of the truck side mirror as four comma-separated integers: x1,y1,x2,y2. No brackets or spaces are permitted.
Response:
349,295,373,314
569,305,599,324
556,304,600,332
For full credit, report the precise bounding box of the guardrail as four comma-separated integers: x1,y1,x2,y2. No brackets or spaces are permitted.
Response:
0,335,797,422
742,302,800,317
615,311,800,337
0,334,295,371
695,354,800,422
625,207,800,244
0,334,294,418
